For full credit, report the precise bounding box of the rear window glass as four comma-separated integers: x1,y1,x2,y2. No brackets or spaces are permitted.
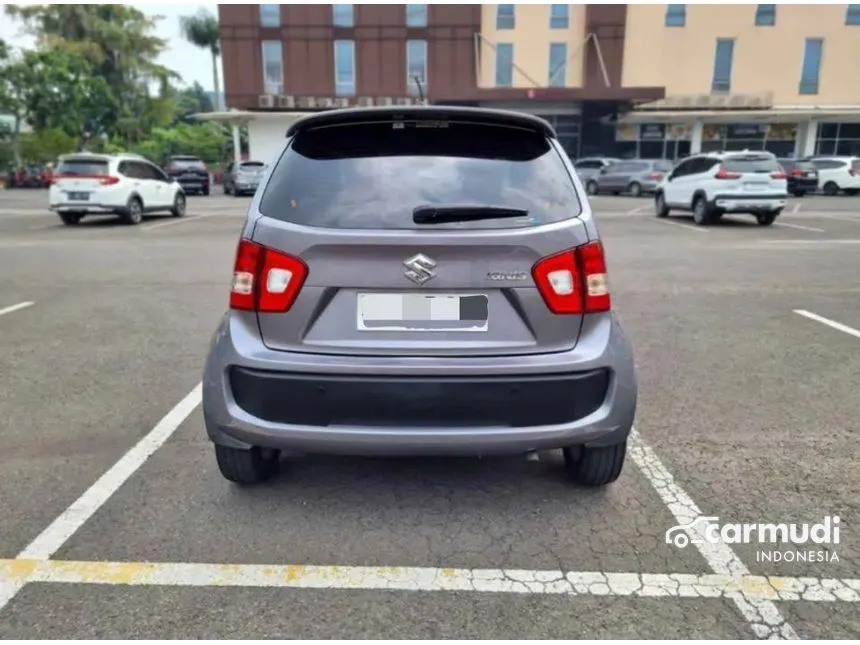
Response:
56,158,108,175
240,161,265,168
169,158,205,169
653,160,674,172
259,120,581,230
722,155,780,173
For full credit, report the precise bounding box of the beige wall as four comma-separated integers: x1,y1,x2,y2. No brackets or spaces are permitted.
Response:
478,4,586,88
623,4,860,105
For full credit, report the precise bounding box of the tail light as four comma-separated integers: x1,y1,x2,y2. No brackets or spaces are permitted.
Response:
99,176,120,185
770,167,787,179
790,168,805,177
532,241,610,314
230,239,308,313
849,167,857,177
715,165,742,180
649,172,664,180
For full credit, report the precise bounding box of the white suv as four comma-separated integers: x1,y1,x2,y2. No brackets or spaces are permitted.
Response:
807,156,860,196
49,153,187,226
654,151,788,226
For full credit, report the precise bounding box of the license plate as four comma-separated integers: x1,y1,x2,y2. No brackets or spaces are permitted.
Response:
743,181,767,191
357,293,489,332
67,191,90,201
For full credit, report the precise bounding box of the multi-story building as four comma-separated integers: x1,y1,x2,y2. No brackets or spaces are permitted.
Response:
209,3,860,163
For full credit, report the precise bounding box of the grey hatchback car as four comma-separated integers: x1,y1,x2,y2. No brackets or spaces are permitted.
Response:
202,106,638,487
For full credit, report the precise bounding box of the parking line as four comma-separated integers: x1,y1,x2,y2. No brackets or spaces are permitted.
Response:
626,204,652,216
651,218,710,233
0,383,203,613
791,203,802,214
774,222,824,233
0,301,34,318
0,559,857,604
142,215,210,231
793,310,860,340
629,430,798,639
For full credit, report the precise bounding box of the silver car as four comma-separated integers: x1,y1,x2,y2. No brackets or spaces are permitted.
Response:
223,160,266,196
586,159,675,197
572,157,621,185
202,106,638,488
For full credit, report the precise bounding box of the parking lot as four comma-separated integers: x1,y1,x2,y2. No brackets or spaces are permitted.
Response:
0,189,858,639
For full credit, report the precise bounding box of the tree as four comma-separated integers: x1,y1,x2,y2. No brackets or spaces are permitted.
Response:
179,9,222,111
176,82,214,120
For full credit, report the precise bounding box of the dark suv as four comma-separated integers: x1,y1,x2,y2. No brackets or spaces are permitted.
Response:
164,155,210,195
776,158,818,197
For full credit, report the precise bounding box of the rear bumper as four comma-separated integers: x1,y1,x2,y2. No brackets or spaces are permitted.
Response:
787,178,818,192
202,311,637,456
712,193,787,211
50,204,121,214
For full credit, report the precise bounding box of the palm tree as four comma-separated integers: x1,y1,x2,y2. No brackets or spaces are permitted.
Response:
179,9,221,111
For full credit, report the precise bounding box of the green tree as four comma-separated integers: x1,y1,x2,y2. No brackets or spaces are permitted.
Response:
177,82,215,118
179,9,222,111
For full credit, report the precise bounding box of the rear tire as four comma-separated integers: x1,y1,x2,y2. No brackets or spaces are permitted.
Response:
122,197,143,225
223,182,230,195
202,185,210,196
215,445,278,485
628,182,642,197
823,181,839,196
170,192,186,217
59,212,83,226
846,189,859,196
564,442,627,487
792,190,806,197
757,210,780,226
654,192,669,218
692,196,712,225
586,181,598,196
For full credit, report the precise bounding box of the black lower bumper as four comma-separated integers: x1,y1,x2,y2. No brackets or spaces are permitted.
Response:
228,367,610,428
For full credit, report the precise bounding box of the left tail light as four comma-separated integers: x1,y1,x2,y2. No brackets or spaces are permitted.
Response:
229,238,308,313
532,241,611,314
649,172,664,180
100,176,120,185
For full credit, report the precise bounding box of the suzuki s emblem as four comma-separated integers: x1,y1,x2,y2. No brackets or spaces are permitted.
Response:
403,253,437,285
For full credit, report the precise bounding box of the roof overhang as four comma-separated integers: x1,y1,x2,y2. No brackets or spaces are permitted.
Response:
189,110,317,126
620,107,860,124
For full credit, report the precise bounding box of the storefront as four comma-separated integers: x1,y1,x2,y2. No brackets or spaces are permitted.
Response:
615,123,692,160
815,123,860,156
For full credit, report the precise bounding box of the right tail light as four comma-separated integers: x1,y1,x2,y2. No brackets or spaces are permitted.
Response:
229,239,308,313
532,241,611,314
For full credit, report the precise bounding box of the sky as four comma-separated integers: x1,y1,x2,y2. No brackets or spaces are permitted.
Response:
0,3,225,92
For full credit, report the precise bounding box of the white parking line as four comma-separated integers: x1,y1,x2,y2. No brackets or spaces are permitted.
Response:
0,383,203,612
794,310,860,340
0,301,34,318
142,215,211,231
651,218,710,233
629,430,798,639
774,222,824,233
626,204,652,216
791,203,802,214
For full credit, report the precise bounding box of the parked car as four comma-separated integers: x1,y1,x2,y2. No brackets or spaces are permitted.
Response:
585,159,674,197
223,160,266,196
776,158,819,197
201,106,638,488
654,150,787,226
571,157,620,185
164,155,210,195
805,156,860,196
49,152,186,225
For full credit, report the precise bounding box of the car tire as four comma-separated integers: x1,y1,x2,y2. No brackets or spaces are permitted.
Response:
757,210,780,226
223,182,230,195
822,181,840,196
628,182,642,198
202,185,210,196
846,189,859,196
654,192,670,218
122,197,143,225
563,442,627,487
586,181,598,196
170,192,186,217
792,190,806,197
59,212,83,226
214,444,278,485
692,196,712,225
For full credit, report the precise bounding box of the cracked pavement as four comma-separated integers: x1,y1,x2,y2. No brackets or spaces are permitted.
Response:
0,193,858,638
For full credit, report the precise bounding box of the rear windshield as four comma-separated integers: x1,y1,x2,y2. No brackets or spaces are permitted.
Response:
56,158,108,176
654,160,674,172
722,154,781,173
258,120,581,230
169,158,205,169
240,161,265,169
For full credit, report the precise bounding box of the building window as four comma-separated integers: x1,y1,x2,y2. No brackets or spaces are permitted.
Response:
261,40,283,94
799,38,823,95
259,5,280,28
406,39,427,96
495,43,514,87
665,5,686,27
846,5,860,25
332,5,354,28
334,40,356,96
711,38,734,92
755,5,776,26
406,4,428,27
548,42,567,87
496,4,515,30
550,5,569,29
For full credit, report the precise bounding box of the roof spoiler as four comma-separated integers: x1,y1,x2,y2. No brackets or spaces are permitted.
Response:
284,106,557,139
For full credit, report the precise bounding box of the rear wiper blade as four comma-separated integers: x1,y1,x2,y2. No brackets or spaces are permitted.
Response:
413,205,529,225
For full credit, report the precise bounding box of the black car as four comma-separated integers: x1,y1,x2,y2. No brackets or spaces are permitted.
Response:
777,158,818,197
164,155,210,195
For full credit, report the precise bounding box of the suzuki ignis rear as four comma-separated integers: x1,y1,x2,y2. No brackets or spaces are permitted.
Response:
202,107,637,487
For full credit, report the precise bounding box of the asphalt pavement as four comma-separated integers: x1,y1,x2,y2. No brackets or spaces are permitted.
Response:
0,188,859,639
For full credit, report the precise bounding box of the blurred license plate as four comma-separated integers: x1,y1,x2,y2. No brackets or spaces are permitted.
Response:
67,191,89,201
357,293,488,332
743,181,767,191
